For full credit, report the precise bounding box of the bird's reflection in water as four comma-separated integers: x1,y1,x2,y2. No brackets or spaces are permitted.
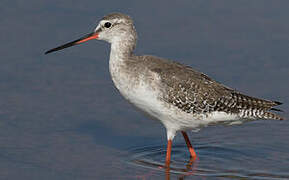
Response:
166,157,199,180
132,157,199,180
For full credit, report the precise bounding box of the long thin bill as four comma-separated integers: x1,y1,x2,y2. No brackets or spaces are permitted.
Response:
45,32,98,54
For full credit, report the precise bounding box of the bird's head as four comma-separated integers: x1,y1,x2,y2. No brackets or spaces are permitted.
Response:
45,13,137,54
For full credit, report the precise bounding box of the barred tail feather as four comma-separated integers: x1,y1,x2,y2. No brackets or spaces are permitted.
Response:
262,111,284,120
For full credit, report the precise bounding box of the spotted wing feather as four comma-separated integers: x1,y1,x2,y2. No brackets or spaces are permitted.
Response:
141,55,283,120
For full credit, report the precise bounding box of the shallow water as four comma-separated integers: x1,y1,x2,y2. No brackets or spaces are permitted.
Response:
128,125,289,179
1,0,289,179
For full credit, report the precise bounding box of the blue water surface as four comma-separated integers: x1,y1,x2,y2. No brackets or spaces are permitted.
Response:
0,0,289,179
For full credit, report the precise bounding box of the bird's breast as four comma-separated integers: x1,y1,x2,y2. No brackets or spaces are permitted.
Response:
109,59,170,121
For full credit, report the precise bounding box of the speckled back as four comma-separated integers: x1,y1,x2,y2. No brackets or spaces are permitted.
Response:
125,55,283,120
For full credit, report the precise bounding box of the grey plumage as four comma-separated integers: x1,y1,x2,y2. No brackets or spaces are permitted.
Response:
103,13,284,121
123,55,283,120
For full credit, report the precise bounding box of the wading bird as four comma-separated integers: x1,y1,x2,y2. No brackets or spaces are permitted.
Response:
45,13,283,167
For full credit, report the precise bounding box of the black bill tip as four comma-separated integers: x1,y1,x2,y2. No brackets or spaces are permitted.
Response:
45,32,98,55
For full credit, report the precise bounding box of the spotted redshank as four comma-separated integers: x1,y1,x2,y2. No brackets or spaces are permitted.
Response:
45,13,283,167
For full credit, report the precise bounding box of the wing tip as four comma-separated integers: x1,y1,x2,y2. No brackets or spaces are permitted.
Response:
270,108,283,112
273,101,282,105
270,100,283,112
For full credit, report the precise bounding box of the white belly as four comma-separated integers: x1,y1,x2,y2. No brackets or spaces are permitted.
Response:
115,77,241,136
109,60,241,139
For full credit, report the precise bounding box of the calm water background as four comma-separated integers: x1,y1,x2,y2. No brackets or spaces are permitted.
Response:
1,0,289,179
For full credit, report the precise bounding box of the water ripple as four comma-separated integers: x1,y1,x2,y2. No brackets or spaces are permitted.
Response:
127,143,289,179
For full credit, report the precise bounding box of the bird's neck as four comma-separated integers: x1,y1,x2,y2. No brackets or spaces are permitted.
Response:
109,36,136,62
109,38,136,85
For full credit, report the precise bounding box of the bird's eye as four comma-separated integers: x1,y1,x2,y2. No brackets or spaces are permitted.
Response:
104,22,112,28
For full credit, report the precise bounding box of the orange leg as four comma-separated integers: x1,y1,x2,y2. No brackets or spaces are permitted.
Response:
165,139,172,167
181,131,197,160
